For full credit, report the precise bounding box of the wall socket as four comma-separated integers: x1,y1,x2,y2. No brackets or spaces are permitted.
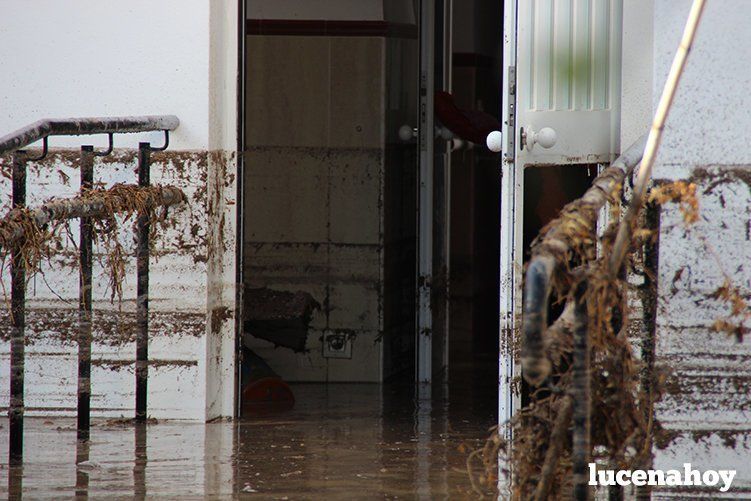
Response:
322,332,352,359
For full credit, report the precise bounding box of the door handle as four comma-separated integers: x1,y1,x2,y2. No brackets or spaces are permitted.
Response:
521,126,557,150
398,125,417,141
486,130,503,152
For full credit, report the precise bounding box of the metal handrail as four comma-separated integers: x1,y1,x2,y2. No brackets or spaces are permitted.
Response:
517,133,649,500
3,116,181,471
0,115,179,153
521,133,648,386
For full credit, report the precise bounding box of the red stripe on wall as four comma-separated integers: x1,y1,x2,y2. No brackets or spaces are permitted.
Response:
246,19,418,39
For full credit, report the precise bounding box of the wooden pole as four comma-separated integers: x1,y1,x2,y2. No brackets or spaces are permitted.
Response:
609,0,706,275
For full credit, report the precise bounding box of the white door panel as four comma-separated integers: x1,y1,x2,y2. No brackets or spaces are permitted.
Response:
498,0,623,442
517,0,622,165
522,110,615,163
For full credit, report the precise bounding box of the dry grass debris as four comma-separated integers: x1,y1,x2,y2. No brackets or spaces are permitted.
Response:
0,183,185,303
472,188,670,499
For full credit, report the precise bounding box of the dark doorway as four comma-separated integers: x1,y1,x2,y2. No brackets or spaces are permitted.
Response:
523,164,599,260
239,1,506,422
240,2,420,415
519,163,599,406
446,0,504,414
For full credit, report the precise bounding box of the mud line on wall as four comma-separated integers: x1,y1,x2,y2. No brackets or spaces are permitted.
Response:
0,309,205,346
0,149,211,262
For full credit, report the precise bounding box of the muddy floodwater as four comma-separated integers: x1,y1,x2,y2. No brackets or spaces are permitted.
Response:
0,376,497,499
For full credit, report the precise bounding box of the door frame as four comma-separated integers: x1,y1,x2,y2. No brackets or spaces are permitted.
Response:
416,0,436,384
416,0,452,385
498,0,520,435
235,0,246,417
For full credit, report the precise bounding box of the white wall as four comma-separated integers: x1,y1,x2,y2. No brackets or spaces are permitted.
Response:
206,0,239,420
0,0,210,151
626,0,751,494
0,0,238,420
620,0,653,147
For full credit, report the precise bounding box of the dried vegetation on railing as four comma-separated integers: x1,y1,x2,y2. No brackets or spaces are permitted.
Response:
518,217,652,500
467,2,711,497
477,184,750,497
469,194,661,499
470,177,751,499
0,183,186,304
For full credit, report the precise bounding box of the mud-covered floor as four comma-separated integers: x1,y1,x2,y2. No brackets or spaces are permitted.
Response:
0,359,497,499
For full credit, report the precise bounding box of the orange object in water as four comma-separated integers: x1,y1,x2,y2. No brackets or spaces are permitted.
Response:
242,377,295,414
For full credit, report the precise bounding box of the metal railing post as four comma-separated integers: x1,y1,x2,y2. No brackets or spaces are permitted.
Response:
572,286,591,501
135,142,150,422
77,146,94,439
0,116,180,448
9,151,27,466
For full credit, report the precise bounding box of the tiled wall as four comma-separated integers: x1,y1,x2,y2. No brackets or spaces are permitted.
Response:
244,34,416,382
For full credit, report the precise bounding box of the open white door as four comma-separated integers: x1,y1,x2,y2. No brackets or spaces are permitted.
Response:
499,0,622,426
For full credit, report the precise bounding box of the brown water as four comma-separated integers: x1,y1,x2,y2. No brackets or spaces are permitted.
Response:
0,379,497,499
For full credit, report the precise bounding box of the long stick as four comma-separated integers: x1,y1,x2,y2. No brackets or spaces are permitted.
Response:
609,0,706,275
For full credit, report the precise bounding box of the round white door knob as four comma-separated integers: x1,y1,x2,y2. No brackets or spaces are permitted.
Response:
524,126,558,150
535,127,557,149
398,124,417,142
486,130,503,152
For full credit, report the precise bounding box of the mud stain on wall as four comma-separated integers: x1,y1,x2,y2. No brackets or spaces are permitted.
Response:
0,309,205,346
0,147,230,418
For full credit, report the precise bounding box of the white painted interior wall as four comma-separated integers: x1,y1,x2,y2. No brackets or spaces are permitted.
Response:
0,0,238,420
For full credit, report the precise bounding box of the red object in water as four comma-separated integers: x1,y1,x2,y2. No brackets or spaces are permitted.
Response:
434,90,501,145
242,377,295,414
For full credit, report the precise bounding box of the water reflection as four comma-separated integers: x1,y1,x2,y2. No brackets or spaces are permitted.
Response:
1,381,495,498
75,437,90,499
7,464,22,500
133,423,146,500
416,384,433,500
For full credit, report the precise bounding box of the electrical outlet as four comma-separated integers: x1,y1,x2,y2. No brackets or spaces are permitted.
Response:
322,332,352,359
